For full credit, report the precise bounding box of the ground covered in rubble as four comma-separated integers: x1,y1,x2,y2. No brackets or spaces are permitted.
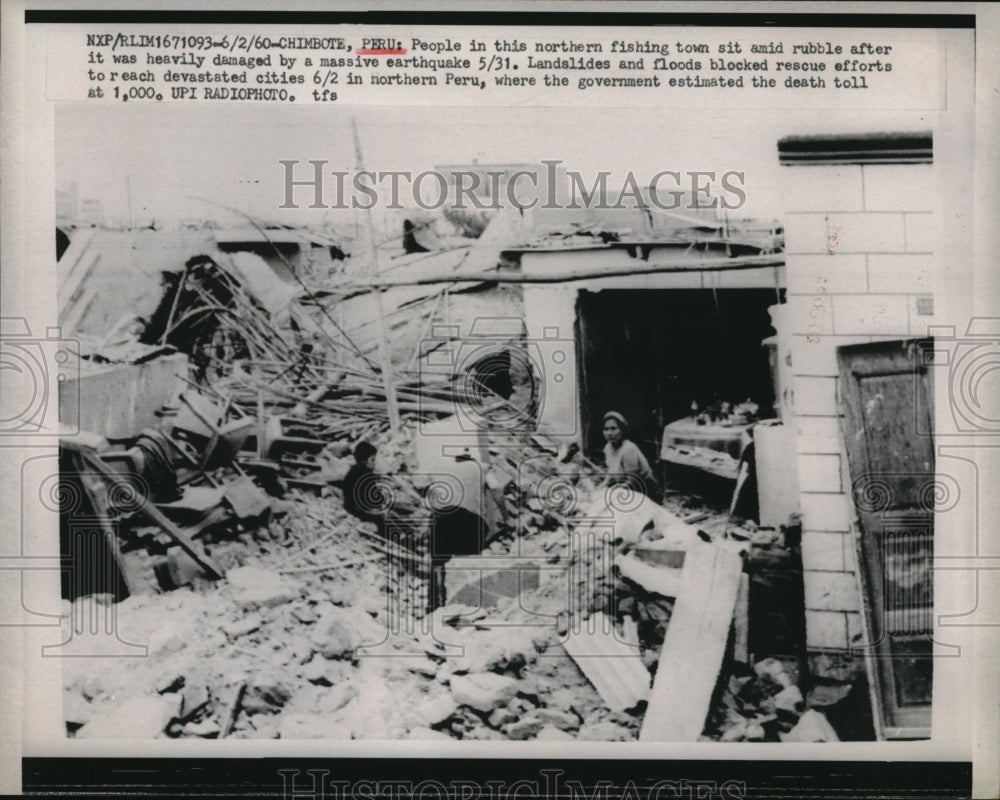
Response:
62,474,847,743
63,489,628,742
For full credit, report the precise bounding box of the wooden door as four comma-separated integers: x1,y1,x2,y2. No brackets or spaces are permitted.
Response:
837,339,934,738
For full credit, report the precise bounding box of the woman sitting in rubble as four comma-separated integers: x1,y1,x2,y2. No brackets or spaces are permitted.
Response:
601,411,660,503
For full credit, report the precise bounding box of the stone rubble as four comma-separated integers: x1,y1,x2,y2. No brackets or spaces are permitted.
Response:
62,427,840,743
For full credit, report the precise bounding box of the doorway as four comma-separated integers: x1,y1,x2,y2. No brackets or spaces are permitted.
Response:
576,288,782,467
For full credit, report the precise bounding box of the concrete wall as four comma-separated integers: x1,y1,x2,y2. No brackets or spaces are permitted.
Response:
778,150,937,665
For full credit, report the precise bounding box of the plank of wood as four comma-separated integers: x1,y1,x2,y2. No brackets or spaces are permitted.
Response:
639,540,744,741
616,552,684,598
733,572,751,664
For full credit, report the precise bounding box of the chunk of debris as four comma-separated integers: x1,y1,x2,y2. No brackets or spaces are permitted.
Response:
779,709,840,742
450,673,519,712
502,715,544,740
536,725,574,741
310,606,385,660
222,613,263,639
533,707,580,731
227,567,297,609
640,541,744,741
576,721,634,741
242,680,292,715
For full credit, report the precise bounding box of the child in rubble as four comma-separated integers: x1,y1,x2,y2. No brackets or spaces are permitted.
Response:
341,440,477,614
341,441,419,534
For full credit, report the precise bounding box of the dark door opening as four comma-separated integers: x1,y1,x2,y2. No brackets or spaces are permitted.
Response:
576,288,783,471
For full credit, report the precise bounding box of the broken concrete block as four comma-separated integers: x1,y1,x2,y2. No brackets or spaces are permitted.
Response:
242,680,292,715
533,707,580,731
228,567,297,610
317,682,359,714
409,692,459,727
744,722,767,741
76,695,181,739
773,685,805,715
754,657,793,687
536,725,574,741
450,673,519,712
719,720,749,742
311,606,385,660
780,709,840,742
487,707,518,729
223,613,263,639
576,721,633,741
545,687,583,715
502,715,544,740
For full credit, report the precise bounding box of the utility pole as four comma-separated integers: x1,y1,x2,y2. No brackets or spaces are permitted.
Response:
351,119,401,436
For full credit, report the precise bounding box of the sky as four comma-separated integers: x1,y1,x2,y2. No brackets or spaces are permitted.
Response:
56,102,931,228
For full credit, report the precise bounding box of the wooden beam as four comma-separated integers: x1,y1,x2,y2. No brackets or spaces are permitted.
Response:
351,118,401,436
338,255,785,290
639,541,744,741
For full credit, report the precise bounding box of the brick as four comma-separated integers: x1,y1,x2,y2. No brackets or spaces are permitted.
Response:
782,165,864,213
800,492,853,532
795,416,842,454
831,294,910,336
785,214,836,255
805,610,849,649
786,294,833,337
862,164,934,212
801,531,847,572
797,454,843,493
804,570,861,612
846,611,866,646
786,254,868,295
867,254,933,294
793,376,838,416
842,533,859,574
904,213,936,253
790,335,854,377
824,213,906,254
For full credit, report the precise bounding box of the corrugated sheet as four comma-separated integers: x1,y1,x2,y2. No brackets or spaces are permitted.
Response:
561,612,650,711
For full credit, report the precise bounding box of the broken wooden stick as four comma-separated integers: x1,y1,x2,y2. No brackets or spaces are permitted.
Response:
220,681,247,738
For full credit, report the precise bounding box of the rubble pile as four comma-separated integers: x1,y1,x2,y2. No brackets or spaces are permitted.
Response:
57,226,843,745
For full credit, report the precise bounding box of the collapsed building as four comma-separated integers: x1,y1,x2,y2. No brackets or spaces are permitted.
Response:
51,132,935,743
